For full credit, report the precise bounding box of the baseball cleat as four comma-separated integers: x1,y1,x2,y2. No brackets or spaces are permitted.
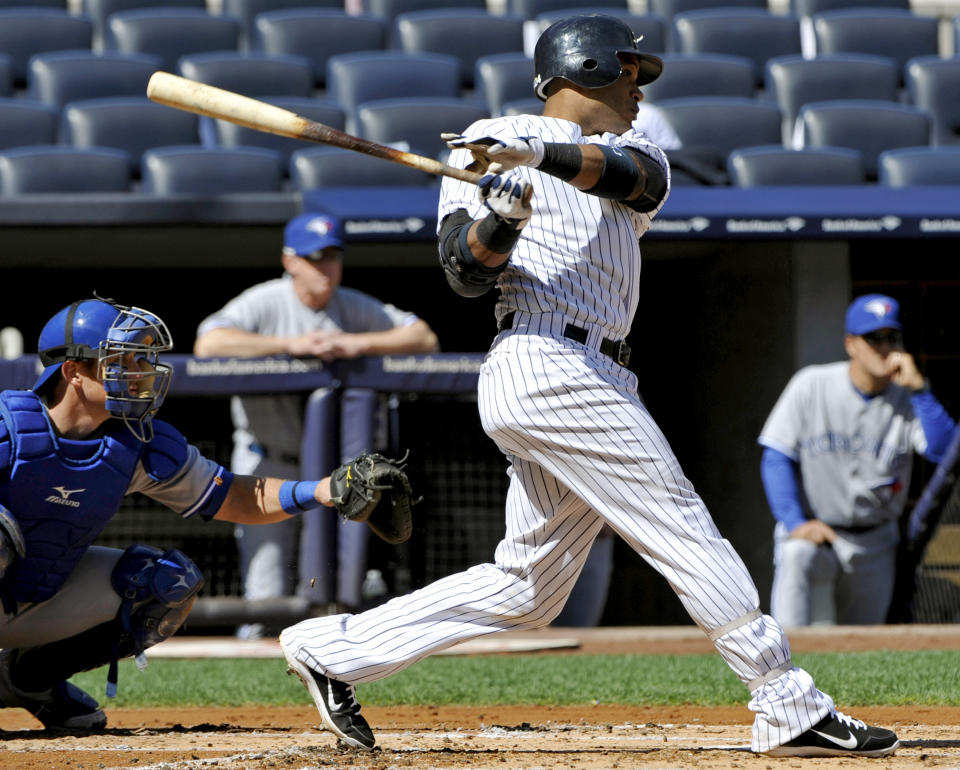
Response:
766,711,899,757
280,633,375,750
25,681,108,731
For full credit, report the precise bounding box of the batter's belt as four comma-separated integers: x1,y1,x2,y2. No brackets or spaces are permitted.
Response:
499,312,631,366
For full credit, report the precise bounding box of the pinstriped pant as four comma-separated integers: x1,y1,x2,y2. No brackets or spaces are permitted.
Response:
282,320,835,751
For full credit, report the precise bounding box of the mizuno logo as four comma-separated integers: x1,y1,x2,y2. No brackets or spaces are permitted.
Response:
45,485,85,507
811,727,858,749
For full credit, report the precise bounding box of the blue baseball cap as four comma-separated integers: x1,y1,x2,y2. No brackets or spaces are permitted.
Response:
283,213,344,257
845,294,902,336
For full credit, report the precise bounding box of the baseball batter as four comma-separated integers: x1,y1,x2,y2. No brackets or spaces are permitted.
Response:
279,15,899,758
0,296,411,730
760,293,956,626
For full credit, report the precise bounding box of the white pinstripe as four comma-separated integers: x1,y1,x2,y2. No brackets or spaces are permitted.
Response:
282,115,836,753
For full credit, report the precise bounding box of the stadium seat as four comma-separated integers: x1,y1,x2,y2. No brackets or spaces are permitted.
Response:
509,0,627,19
672,9,802,87
28,51,161,110
355,97,489,160
641,54,755,103
208,97,346,168
0,0,65,7
61,96,200,176
290,146,433,188
365,0,487,28
534,11,667,54
0,99,59,150
326,51,461,117
395,9,525,89
219,0,343,48
766,54,899,143
811,9,939,78
650,0,764,21
906,56,960,146
475,53,535,117
790,0,907,18
254,10,387,88
727,145,865,186
82,0,207,49
178,52,313,98
0,146,130,194
0,55,12,98
0,9,93,88
656,96,782,170
796,100,931,180
141,145,284,194
502,98,544,116
105,9,241,73
878,146,960,186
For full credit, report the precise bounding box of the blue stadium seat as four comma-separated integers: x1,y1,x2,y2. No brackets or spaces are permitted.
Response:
0,55,12,98
878,146,960,186
509,0,627,19
766,54,899,143
220,0,344,49
502,98,544,117
105,9,241,73
326,51,461,117
0,9,93,88
906,56,960,146
811,9,939,78
475,53,534,117
290,146,434,188
727,145,865,186
254,10,387,88
208,97,346,169
0,146,130,194
141,145,284,193
28,51,161,110
82,0,207,49
656,96,782,169
61,96,200,176
797,100,931,180
641,54,754,103
790,0,907,18
395,9,525,89
650,0,764,22
355,97,489,160
672,9,802,87
177,52,313,98
534,11,667,54
0,99,59,150
365,0,487,28
0,0,65,7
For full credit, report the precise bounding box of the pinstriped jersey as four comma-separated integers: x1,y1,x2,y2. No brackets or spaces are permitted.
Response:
438,115,671,341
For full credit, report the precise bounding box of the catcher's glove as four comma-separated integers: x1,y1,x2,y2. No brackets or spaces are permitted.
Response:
329,451,417,544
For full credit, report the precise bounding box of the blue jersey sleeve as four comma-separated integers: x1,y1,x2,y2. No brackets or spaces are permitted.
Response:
760,446,807,532
912,390,957,464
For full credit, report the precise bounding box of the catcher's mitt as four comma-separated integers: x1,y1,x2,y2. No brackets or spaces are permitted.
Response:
329,451,417,544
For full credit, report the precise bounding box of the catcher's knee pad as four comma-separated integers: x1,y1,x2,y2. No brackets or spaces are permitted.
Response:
111,544,204,655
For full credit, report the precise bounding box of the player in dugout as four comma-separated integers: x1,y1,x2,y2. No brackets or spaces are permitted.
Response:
277,13,900,759
0,296,413,731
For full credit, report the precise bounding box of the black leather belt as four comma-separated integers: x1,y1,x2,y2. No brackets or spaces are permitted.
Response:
499,312,631,366
832,522,883,535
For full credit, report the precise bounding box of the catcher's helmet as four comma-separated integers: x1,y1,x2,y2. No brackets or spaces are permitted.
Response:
533,14,663,101
35,297,173,442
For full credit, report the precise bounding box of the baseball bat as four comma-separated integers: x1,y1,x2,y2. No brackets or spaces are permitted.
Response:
146,71,483,185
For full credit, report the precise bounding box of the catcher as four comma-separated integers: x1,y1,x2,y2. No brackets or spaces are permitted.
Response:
0,296,415,731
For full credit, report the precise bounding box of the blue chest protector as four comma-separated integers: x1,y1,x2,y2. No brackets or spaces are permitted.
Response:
0,390,143,605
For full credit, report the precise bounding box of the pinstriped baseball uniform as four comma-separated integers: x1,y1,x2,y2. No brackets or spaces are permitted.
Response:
281,115,836,752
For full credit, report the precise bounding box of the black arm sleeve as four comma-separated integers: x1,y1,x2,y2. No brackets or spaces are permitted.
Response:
437,209,510,298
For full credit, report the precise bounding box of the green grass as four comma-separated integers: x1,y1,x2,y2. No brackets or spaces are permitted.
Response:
69,650,960,709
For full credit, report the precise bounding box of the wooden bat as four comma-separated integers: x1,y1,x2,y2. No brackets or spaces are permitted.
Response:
146,71,483,185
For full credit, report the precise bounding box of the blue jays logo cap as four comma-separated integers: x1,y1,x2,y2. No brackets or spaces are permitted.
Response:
845,294,902,336
283,213,344,257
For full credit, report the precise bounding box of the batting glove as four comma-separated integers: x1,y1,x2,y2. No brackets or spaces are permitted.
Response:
478,173,532,228
443,134,545,173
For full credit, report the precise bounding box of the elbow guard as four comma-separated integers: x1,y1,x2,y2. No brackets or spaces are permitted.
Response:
438,209,509,298
585,146,667,212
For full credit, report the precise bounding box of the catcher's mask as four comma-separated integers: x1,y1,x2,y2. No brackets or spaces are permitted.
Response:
34,296,174,442
533,13,663,101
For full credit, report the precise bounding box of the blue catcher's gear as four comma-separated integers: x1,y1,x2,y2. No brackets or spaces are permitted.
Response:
533,14,663,101
34,297,173,442
0,503,25,581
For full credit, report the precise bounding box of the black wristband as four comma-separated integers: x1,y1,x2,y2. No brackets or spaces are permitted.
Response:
537,142,582,182
475,211,523,254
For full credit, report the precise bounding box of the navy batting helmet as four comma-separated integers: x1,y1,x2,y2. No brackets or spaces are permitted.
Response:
533,14,663,101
